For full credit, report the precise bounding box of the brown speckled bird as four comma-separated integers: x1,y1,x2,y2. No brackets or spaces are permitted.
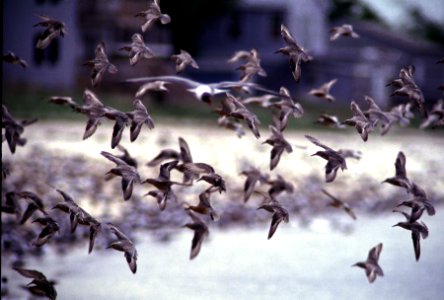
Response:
308,79,337,102
171,50,199,73
382,151,412,193
3,52,28,68
257,199,289,239
322,189,357,220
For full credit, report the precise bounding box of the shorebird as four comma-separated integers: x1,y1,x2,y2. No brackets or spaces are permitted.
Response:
33,15,66,49
114,145,138,169
106,222,138,274
266,174,294,199
216,93,261,138
171,50,199,73
7,191,47,224
134,80,169,98
143,160,185,210
308,79,337,102
392,210,429,261
315,113,345,129
342,101,376,142
257,199,289,239
381,103,414,134
104,109,131,149
228,48,267,82
83,42,118,87
198,173,227,194
263,125,293,170
13,267,57,300
362,96,392,135
396,182,435,216
127,99,155,142
352,243,384,283
126,75,289,104
420,99,444,129
3,52,28,68
52,189,101,253
2,105,37,154
305,134,347,182
387,65,426,118
135,0,171,33
183,211,209,260
329,24,359,41
217,115,246,138
119,33,154,66
101,151,142,200
31,217,60,247
185,187,220,221
382,151,412,193
240,167,269,202
276,24,312,82
322,189,357,220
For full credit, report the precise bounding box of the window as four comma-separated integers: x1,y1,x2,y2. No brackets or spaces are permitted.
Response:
270,11,283,38
228,12,242,40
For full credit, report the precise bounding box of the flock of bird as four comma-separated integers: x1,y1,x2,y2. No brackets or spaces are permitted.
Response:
2,0,443,298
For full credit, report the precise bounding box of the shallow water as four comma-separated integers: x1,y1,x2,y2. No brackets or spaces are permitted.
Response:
2,212,443,300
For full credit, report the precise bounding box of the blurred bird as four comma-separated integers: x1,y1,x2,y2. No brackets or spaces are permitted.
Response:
2,105,37,154
257,199,289,239
420,99,444,129
305,134,347,183
114,145,138,169
228,48,267,82
266,174,294,200
276,24,312,82
216,93,261,138
119,33,154,66
342,101,375,142
329,24,359,41
3,52,28,68
171,50,199,73
362,96,392,135
31,217,60,247
127,99,155,142
381,103,414,134
392,210,429,261
101,151,142,200
14,267,57,300
104,109,131,149
52,189,101,253
135,0,171,33
396,182,435,216
387,65,426,118
135,81,169,98
126,75,291,104
315,113,345,129
217,116,246,138
143,160,185,210
263,125,293,170
322,189,357,220
382,151,412,193
83,42,118,87
352,243,384,283
198,173,227,194
106,222,138,274
183,211,209,260
33,15,66,49
308,79,337,102
185,187,220,221
240,167,269,202
8,191,48,224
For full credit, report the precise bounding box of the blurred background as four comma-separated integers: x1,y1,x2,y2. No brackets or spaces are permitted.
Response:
2,1,444,299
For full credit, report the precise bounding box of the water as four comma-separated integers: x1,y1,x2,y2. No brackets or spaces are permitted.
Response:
3,212,443,300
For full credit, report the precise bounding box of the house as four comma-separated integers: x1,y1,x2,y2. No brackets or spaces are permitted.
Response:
3,0,81,89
